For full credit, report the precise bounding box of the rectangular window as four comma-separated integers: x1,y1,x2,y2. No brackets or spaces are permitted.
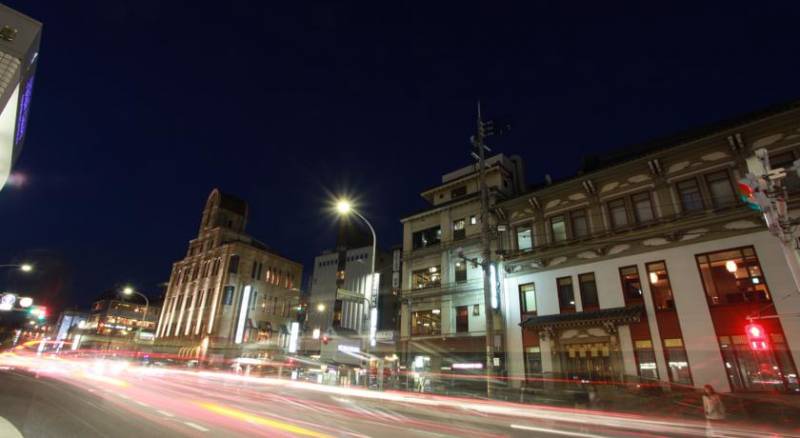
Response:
222,286,235,306
620,266,643,303
451,186,467,199
412,266,441,289
578,273,599,310
332,299,342,328
412,226,442,250
473,304,480,316
663,338,692,385
634,339,659,380
411,309,441,336
677,178,704,213
557,277,575,313
632,192,654,223
211,259,220,276
571,209,589,239
250,291,258,310
453,219,466,241
228,255,240,274
608,198,629,228
696,246,771,306
454,261,467,283
516,226,532,251
705,170,736,209
250,261,258,279
470,215,477,225
524,346,543,378
550,215,567,243
519,283,536,314
646,261,675,310
456,306,469,333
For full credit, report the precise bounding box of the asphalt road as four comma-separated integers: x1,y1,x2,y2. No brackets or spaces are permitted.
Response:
0,356,794,437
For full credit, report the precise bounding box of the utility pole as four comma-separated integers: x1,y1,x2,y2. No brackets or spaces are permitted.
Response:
473,101,495,399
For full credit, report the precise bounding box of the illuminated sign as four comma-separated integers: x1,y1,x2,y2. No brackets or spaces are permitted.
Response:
0,294,15,311
489,264,499,309
15,75,34,145
452,362,483,370
312,328,320,340
337,344,361,354
288,322,299,353
234,285,251,344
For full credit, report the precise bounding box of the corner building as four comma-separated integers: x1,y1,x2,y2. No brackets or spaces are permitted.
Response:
400,154,525,377
155,189,303,362
499,101,800,393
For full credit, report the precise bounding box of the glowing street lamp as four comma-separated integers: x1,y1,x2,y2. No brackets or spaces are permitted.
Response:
0,263,34,273
119,286,149,342
334,197,380,354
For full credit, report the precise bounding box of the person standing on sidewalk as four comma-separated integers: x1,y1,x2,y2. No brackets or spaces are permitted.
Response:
702,384,725,436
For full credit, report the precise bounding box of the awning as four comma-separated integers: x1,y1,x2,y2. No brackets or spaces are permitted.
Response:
519,305,644,330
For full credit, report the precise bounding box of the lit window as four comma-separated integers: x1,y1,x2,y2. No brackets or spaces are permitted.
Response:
453,219,466,241
519,283,536,314
696,247,771,306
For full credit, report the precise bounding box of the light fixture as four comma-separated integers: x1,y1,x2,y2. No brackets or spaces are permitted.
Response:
649,272,659,284
316,303,326,312
335,199,352,215
431,309,441,315
20,264,33,272
725,260,738,273
429,266,438,273
752,277,761,284
122,286,134,295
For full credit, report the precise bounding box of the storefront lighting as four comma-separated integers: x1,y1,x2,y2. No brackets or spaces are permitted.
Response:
725,260,738,273
452,362,483,370
429,266,437,273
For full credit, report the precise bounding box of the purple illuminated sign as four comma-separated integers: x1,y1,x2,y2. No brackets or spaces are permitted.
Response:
15,74,34,145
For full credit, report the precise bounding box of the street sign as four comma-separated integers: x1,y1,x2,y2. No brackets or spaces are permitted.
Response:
336,288,364,303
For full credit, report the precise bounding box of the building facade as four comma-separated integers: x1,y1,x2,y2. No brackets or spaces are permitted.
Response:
154,189,303,362
399,154,525,375
77,290,161,350
0,4,39,191
498,101,800,393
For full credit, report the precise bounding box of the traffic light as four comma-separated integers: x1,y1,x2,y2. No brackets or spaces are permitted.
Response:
745,323,769,351
737,180,762,211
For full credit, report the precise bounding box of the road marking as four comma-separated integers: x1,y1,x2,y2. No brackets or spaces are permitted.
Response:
135,401,149,407
195,401,331,438
511,424,601,437
156,410,175,417
184,422,209,432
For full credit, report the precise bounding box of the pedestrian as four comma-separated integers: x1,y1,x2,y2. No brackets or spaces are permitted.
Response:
702,384,725,436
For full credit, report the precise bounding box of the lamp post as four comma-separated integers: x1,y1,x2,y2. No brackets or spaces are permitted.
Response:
121,286,149,344
335,199,379,385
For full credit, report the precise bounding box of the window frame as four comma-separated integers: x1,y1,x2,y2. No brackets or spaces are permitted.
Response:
570,209,589,239
704,169,737,210
694,246,772,307
578,272,599,310
619,265,644,305
676,177,705,214
607,197,629,229
631,191,655,224
550,214,567,243
516,224,533,251
556,276,576,313
519,282,536,315
645,260,675,311
455,305,469,333
453,218,466,241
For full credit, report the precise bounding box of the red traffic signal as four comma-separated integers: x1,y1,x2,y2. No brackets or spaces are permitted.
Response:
745,323,769,351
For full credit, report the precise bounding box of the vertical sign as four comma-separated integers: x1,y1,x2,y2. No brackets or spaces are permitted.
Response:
288,322,299,353
369,272,380,347
234,285,251,344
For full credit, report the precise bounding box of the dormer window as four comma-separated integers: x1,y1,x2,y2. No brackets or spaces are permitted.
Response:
451,186,467,199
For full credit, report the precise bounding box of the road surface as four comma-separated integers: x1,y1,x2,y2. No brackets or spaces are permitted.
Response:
0,354,795,437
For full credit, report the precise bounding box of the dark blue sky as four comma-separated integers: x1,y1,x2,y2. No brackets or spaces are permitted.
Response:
1,1,799,312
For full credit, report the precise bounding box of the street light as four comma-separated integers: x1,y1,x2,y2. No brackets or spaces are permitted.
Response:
120,286,149,344
0,263,33,273
334,197,380,384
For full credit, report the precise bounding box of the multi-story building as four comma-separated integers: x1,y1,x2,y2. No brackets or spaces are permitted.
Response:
0,4,40,191
77,289,160,350
399,154,525,375
154,189,303,363
498,100,800,393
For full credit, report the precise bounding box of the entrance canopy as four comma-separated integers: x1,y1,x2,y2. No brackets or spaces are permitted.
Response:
520,305,643,331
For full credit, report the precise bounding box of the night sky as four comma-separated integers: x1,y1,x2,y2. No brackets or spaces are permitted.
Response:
1,1,800,313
